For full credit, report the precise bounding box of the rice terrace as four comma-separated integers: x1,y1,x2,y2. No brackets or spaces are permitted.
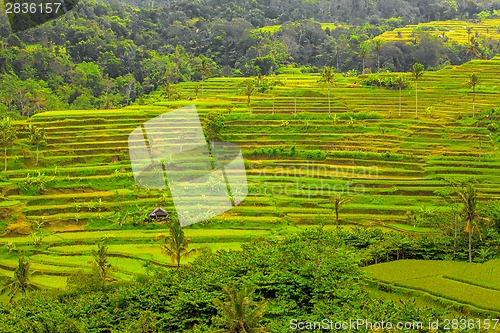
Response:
0,1,500,331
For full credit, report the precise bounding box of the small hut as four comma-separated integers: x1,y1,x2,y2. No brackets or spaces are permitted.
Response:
148,207,169,221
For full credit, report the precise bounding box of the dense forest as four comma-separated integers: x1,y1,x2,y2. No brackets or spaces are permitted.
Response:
1,0,500,114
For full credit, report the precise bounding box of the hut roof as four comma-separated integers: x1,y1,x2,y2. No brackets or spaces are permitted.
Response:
149,207,168,217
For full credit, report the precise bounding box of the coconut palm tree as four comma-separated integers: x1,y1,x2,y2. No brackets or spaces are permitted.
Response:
159,218,196,268
200,56,212,97
92,243,111,280
320,66,336,118
357,41,371,73
465,73,479,117
213,285,267,333
411,63,425,119
0,116,17,172
455,183,481,263
240,80,255,107
466,36,479,61
0,254,39,302
330,194,351,229
27,124,47,166
372,39,383,72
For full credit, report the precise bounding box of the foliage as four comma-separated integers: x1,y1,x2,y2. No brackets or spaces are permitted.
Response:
0,254,39,302
159,218,197,268
213,285,267,333
26,124,47,166
203,110,226,146
363,74,410,89
21,171,54,195
92,243,112,281
0,116,17,171
0,229,449,332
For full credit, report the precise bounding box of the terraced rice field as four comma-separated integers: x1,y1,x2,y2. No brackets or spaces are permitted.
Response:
377,18,500,44
365,259,500,315
0,55,499,291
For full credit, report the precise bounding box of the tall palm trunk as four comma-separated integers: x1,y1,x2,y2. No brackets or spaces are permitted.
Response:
294,89,297,118
399,87,402,117
469,224,473,263
36,145,39,166
453,214,458,260
4,146,6,172
472,86,475,117
328,82,331,118
415,80,418,118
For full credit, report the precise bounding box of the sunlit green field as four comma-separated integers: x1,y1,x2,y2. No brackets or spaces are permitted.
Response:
365,259,500,314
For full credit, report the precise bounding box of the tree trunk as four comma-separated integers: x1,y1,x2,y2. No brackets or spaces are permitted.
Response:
399,87,402,117
328,83,331,118
453,214,458,260
335,207,339,229
4,146,6,172
415,80,418,118
469,225,473,263
201,78,204,98
36,145,39,166
472,87,475,117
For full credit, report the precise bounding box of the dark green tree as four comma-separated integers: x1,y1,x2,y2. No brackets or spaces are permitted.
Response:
203,110,226,148
213,285,267,333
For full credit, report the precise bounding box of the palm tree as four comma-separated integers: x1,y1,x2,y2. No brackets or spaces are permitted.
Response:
466,37,479,61
213,285,267,333
395,75,408,117
455,184,481,263
0,254,39,302
0,117,17,172
320,66,336,118
27,124,47,166
240,80,255,107
411,63,425,119
200,56,212,98
330,194,351,229
92,243,111,280
357,41,371,73
372,39,383,72
159,217,196,268
465,73,479,117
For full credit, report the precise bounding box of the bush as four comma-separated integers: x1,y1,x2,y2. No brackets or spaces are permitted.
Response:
20,171,54,195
